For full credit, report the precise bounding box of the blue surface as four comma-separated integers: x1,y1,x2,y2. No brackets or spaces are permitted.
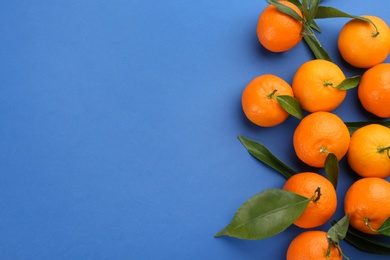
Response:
1,0,390,259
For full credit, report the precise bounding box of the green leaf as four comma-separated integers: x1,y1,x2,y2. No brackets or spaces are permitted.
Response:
214,188,310,240
345,121,390,135
238,135,297,179
276,95,303,120
287,0,302,8
310,20,322,32
336,75,361,90
267,0,303,21
303,0,321,24
328,215,350,246
301,0,310,22
303,35,332,61
376,217,390,236
325,153,339,189
314,6,379,34
342,224,390,255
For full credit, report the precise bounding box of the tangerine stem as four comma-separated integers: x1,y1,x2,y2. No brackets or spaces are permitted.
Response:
378,146,390,158
364,218,379,233
310,186,322,203
323,81,333,87
267,89,278,99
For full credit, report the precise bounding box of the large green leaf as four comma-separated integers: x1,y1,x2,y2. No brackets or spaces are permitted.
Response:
276,95,303,120
238,135,297,179
215,189,310,240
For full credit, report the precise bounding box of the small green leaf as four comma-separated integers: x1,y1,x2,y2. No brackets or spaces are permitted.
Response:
310,20,322,32
238,135,297,179
336,75,361,90
276,95,303,120
267,0,303,21
375,217,390,236
342,224,390,254
303,34,332,61
215,188,310,240
287,0,301,8
345,121,390,135
328,215,350,246
325,153,339,189
303,0,320,24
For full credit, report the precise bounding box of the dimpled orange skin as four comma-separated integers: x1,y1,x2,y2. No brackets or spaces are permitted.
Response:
358,63,390,118
283,172,337,228
286,231,342,260
241,74,294,127
292,59,347,112
344,177,390,235
256,1,303,52
293,112,350,168
347,124,390,178
338,15,390,68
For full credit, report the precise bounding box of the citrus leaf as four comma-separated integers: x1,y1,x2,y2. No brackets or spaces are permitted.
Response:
376,217,390,236
214,188,310,240
267,0,303,21
287,0,301,8
303,34,332,61
276,95,303,120
325,153,339,189
314,6,379,34
344,121,390,135
342,223,390,255
302,0,321,24
301,0,310,22
238,135,297,179
336,75,361,90
310,20,322,32
328,215,350,246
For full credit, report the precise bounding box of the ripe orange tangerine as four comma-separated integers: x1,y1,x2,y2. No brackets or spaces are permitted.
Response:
256,1,303,52
358,63,390,118
283,172,337,229
293,112,350,168
286,231,342,260
338,15,390,68
241,74,294,127
347,124,390,178
344,177,390,235
292,59,346,112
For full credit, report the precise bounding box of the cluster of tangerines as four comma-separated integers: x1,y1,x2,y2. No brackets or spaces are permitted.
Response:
240,1,390,259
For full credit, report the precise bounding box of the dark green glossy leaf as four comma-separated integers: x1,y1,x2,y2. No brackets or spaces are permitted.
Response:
325,153,339,189
301,0,310,22
314,6,379,33
328,215,349,246
238,135,297,179
276,95,303,120
345,121,390,135
214,188,310,240
303,34,332,61
336,75,361,90
267,0,303,21
342,223,390,254
377,217,390,236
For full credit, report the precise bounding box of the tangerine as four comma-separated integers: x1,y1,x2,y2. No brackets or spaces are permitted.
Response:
241,74,294,127
256,1,303,52
292,59,347,112
338,15,390,68
358,63,390,118
293,112,350,168
347,124,390,178
344,177,390,235
283,172,337,228
286,231,342,260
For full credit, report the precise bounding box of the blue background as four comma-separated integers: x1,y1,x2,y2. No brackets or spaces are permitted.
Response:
1,0,390,259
